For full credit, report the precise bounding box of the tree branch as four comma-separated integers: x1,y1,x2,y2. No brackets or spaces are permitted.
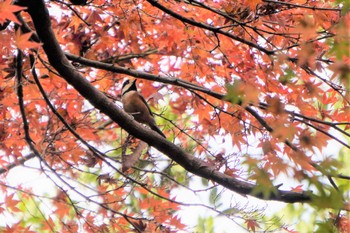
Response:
18,0,316,203
65,52,226,100
0,153,36,175
146,0,274,55
263,0,342,12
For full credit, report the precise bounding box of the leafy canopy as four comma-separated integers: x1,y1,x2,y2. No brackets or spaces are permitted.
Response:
0,0,349,232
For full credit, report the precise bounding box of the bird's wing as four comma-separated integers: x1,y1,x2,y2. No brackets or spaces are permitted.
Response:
138,93,154,116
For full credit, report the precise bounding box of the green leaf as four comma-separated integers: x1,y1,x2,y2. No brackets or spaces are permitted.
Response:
224,82,243,105
197,216,215,233
221,207,240,215
279,68,295,85
209,187,218,205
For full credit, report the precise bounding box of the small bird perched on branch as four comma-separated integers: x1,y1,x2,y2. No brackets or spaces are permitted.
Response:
121,79,166,138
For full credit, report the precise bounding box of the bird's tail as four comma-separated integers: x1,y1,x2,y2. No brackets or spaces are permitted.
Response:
150,123,166,138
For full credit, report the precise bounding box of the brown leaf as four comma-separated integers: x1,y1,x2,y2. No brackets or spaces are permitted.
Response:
97,173,118,185
81,151,98,167
132,220,147,232
122,141,148,172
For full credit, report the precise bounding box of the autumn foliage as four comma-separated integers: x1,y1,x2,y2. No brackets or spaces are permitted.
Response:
0,0,349,232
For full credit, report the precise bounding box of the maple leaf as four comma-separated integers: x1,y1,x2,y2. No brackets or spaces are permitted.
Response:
169,215,186,230
244,0,261,10
131,220,147,232
290,185,304,193
0,0,26,25
14,31,41,51
0,0,349,232
245,219,260,232
40,217,55,232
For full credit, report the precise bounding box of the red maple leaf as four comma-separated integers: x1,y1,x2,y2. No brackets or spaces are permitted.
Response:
14,31,41,51
0,0,26,24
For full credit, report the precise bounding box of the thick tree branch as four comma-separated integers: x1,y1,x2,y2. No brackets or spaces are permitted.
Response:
18,0,315,203
31,57,217,226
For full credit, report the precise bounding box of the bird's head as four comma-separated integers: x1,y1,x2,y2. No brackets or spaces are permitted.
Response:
121,79,137,95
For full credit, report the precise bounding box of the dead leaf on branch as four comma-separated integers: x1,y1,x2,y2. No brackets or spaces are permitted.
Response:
122,140,148,172
81,151,99,167
131,220,147,232
97,173,118,185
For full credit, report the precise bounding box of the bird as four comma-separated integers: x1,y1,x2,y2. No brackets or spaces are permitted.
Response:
121,79,166,138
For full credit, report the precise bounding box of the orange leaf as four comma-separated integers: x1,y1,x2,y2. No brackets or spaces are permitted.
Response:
290,185,304,193
41,217,55,232
244,0,261,9
0,0,26,24
14,31,41,51
5,193,20,212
